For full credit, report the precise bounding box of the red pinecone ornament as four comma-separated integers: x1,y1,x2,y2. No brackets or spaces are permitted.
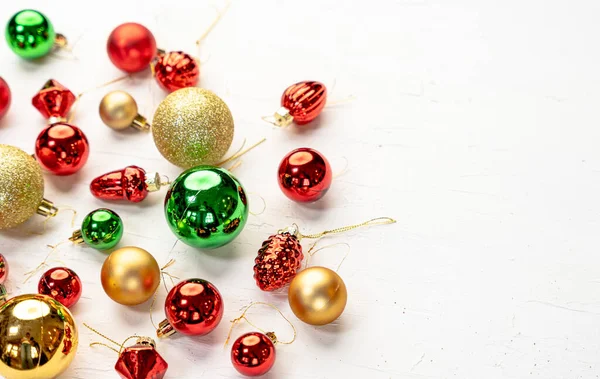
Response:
254,231,304,291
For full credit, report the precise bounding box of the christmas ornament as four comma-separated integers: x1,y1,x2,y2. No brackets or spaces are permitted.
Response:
164,166,248,249
107,22,157,73
278,147,332,202
288,266,347,325
35,122,90,175
70,208,123,250
0,254,8,302
38,267,82,308
85,324,169,379
0,294,78,379
157,278,223,338
99,90,151,131
152,87,234,168
5,9,67,60
90,165,169,203
254,217,395,291
152,50,200,92
264,81,327,126
0,77,11,120
0,144,57,230
101,246,161,305
31,79,77,124
225,302,297,377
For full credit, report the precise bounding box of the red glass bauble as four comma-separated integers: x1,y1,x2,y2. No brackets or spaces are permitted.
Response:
281,81,327,124
91,165,149,203
35,123,89,175
107,23,157,73
153,51,199,92
231,332,276,377
31,79,76,120
0,77,11,120
38,267,82,308
163,278,223,336
115,339,168,379
277,147,332,202
254,232,303,291
0,254,8,285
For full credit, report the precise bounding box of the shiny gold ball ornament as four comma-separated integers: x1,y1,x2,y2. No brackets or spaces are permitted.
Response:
99,90,150,131
0,294,78,379
101,246,161,305
0,144,55,230
288,267,348,325
152,87,234,168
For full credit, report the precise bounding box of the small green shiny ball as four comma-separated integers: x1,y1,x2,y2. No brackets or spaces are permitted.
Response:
164,166,249,249
81,208,123,250
5,9,55,59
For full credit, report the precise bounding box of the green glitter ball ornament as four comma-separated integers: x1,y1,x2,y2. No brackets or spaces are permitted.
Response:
5,9,56,59
164,166,249,249
70,208,123,250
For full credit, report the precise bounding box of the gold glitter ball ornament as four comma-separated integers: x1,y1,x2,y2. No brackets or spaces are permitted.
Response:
152,88,234,168
0,144,46,229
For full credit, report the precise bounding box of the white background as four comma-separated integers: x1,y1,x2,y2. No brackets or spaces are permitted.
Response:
1,0,599,378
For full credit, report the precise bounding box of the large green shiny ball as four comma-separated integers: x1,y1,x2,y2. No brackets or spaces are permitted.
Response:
6,9,55,59
164,166,249,249
81,208,123,250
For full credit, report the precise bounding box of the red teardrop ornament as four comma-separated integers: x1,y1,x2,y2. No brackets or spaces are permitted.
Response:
90,165,149,203
231,332,276,376
153,51,199,92
253,232,303,291
281,81,327,124
31,79,77,120
115,338,168,379
35,122,90,175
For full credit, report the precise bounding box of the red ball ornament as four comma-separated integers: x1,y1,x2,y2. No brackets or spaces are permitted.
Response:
281,81,327,125
157,278,224,338
0,77,11,120
153,51,200,92
254,230,303,291
38,267,82,308
115,338,168,379
107,23,157,73
278,147,332,202
35,123,89,175
231,332,276,377
90,165,166,203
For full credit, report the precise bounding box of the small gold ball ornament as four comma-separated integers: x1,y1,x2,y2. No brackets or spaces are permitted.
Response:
288,266,348,325
152,87,234,168
99,90,139,130
0,294,78,379
101,246,161,305
0,144,45,229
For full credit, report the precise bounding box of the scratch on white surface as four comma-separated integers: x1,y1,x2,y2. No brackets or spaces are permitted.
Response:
525,300,600,315
410,353,426,372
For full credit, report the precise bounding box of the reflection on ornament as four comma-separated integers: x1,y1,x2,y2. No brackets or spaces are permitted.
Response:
38,267,82,308
164,166,248,249
90,165,168,203
107,23,157,73
266,81,327,127
70,208,123,250
0,77,11,120
99,90,150,131
0,294,78,379
278,147,332,202
5,10,67,60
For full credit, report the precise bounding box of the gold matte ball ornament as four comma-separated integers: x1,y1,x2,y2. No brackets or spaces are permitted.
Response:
100,246,161,305
288,267,348,325
152,87,234,168
0,294,79,379
0,144,45,229
99,90,138,130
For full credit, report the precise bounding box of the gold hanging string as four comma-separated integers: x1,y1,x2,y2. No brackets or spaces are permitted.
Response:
297,217,396,240
23,241,69,283
215,138,266,167
67,75,131,123
332,156,349,179
150,256,179,329
227,160,242,171
325,95,356,108
304,241,351,271
248,193,267,216
196,0,232,46
83,323,140,355
224,302,297,347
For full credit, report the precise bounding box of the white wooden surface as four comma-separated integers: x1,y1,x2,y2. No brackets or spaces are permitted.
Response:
1,0,599,378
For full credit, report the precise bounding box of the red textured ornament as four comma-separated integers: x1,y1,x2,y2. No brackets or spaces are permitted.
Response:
157,278,224,338
90,165,156,203
115,338,168,379
281,81,327,124
254,231,303,291
38,267,82,308
31,79,77,121
0,253,8,285
107,23,157,73
35,122,90,175
231,332,276,377
278,147,332,202
0,77,11,120
153,51,199,92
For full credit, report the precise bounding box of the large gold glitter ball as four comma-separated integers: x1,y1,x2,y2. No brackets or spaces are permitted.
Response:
0,144,45,229
152,87,234,168
0,294,79,379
